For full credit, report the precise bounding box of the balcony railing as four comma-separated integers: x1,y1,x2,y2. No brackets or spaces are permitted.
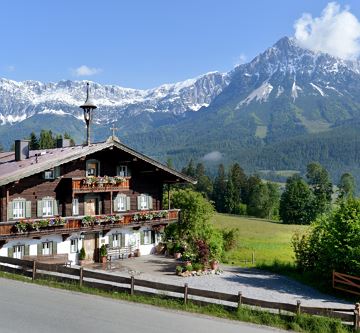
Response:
0,209,179,240
72,176,130,193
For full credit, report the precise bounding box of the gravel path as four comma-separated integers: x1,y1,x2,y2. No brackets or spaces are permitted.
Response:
88,256,353,309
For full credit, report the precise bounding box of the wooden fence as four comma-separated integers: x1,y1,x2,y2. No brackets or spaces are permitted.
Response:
0,256,358,330
333,270,360,298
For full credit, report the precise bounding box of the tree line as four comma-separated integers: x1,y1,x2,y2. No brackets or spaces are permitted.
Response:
179,159,356,224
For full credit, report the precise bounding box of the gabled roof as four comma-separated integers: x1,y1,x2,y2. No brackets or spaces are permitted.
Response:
0,136,196,186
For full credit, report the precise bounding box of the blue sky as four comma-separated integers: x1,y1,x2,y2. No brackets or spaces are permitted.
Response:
0,1,359,89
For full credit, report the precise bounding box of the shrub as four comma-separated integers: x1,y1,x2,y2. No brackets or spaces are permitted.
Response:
175,265,183,274
192,262,204,271
233,203,247,215
186,265,193,272
100,244,107,257
222,228,239,251
79,247,86,260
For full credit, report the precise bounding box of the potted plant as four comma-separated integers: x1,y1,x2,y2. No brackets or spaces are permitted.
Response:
173,243,182,259
210,258,219,270
79,247,86,266
99,244,107,263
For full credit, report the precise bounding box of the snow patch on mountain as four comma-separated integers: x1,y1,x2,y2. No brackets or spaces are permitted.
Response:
310,83,325,96
237,81,273,107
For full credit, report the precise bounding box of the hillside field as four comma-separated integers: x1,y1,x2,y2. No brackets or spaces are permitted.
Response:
212,214,308,265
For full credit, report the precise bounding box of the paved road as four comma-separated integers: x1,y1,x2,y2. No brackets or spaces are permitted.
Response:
0,278,285,333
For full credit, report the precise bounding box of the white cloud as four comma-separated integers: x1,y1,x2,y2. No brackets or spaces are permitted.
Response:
294,2,360,60
202,151,223,162
73,65,102,76
234,53,247,66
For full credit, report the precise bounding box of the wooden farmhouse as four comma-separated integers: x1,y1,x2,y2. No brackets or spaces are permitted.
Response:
0,86,195,265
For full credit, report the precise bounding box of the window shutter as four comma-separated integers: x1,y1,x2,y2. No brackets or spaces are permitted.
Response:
121,233,126,248
116,165,120,176
113,196,119,212
140,231,145,245
52,241,57,255
25,201,32,218
108,235,113,248
151,230,155,244
127,168,131,177
37,243,42,256
54,166,60,178
7,247,14,258
53,200,59,216
37,200,43,217
24,245,30,256
137,196,141,210
7,202,13,220
126,196,131,211
148,196,153,210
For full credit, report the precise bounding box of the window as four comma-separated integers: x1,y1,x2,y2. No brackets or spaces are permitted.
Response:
143,230,152,245
116,165,129,177
37,197,58,217
137,194,153,211
112,233,121,248
13,200,25,219
70,239,78,253
72,198,79,216
42,199,53,217
9,198,31,220
114,194,128,212
42,242,52,255
43,166,60,180
13,245,25,259
86,160,100,176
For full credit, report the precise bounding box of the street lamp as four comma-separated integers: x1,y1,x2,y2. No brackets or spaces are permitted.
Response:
80,82,97,145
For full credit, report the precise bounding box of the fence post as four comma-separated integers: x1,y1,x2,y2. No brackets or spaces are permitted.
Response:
296,300,301,315
354,303,360,331
79,267,83,287
32,261,36,281
130,276,135,296
252,252,255,265
184,283,188,305
237,291,242,309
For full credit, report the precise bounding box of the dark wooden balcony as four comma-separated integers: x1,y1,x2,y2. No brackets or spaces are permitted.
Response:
72,176,130,193
0,209,179,241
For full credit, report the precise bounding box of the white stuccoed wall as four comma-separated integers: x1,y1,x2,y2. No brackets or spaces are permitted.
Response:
0,228,159,262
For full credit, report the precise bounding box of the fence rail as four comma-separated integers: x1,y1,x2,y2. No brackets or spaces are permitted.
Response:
0,256,358,329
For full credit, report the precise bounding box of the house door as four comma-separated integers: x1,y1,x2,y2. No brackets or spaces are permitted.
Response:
83,233,98,261
84,198,97,215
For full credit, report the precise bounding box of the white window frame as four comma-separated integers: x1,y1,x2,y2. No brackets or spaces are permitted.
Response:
112,233,121,248
86,159,100,177
117,195,126,212
70,239,78,253
117,165,128,177
12,199,26,219
42,199,54,217
72,198,79,216
13,245,25,259
44,169,54,180
140,194,148,210
143,230,152,245
42,242,52,255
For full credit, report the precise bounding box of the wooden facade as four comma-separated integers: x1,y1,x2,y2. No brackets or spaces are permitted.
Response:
0,139,194,262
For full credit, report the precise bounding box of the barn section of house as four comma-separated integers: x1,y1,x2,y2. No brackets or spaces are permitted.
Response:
0,136,195,264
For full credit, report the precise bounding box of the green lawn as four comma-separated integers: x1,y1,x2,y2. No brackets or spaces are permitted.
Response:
212,214,308,265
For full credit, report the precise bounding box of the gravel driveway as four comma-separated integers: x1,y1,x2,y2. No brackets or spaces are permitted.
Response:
89,255,353,309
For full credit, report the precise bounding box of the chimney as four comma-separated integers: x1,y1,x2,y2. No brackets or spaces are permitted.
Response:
15,140,30,161
56,138,71,148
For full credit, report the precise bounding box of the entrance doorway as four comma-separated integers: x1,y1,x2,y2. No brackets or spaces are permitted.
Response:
83,233,99,261
84,198,97,215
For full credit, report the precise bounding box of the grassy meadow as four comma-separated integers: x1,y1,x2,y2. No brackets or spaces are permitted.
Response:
212,213,308,266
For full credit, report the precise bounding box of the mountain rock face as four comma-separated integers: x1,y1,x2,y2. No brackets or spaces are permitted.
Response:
0,72,229,126
2,36,360,184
